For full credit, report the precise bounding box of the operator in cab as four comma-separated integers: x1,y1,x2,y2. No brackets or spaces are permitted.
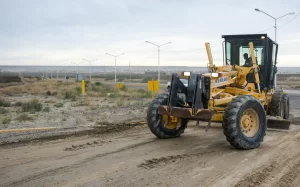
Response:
243,53,253,67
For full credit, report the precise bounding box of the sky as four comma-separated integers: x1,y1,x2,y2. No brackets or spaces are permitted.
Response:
0,0,299,67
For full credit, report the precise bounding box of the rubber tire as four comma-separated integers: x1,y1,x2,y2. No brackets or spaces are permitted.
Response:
223,95,267,150
146,93,188,139
283,93,290,120
270,92,284,117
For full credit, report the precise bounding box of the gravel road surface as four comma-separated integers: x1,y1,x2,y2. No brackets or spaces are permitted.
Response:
1,90,300,187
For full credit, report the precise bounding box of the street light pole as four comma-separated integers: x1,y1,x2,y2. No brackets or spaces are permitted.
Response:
129,61,131,82
255,8,295,42
71,62,82,80
83,58,97,82
255,8,294,88
145,41,171,82
106,53,125,82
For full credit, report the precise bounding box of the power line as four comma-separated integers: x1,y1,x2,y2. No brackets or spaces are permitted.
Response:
278,12,300,27
256,26,274,33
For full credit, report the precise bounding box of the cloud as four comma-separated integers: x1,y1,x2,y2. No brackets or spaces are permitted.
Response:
0,0,299,66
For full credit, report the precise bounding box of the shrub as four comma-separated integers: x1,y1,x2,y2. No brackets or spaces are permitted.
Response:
91,84,100,92
64,92,77,101
2,116,11,124
14,101,23,106
0,107,8,114
43,106,51,112
95,82,103,86
120,85,127,91
22,99,43,112
75,87,81,94
46,90,52,96
54,103,64,108
16,114,34,121
0,98,11,107
46,90,58,96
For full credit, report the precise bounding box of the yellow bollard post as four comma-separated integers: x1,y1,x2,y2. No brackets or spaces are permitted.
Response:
152,79,154,99
82,80,85,95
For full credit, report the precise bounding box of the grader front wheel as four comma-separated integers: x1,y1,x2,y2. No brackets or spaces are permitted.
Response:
223,95,267,149
146,94,188,139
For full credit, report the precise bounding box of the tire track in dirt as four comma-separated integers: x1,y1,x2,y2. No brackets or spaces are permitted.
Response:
64,139,113,151
233,132,300,187
275,160,300,187
138,151,216,169
5,139,156,187
234,163,277,187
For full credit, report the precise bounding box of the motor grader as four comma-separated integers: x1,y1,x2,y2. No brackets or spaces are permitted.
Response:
146,34,290,150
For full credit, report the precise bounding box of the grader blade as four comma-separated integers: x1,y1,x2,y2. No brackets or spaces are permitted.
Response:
267,117,291,130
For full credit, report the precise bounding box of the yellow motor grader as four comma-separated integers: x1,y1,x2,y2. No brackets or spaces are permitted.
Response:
146,34,290,149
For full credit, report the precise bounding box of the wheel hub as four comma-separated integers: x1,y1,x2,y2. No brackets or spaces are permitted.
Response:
161,115,181,130
240,108,259,137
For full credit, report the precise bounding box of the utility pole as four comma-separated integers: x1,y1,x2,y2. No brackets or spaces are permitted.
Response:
106,53,125,82
57,70,58,79
145,41,171,83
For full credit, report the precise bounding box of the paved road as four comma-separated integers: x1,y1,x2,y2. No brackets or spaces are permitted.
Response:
1,90,300,187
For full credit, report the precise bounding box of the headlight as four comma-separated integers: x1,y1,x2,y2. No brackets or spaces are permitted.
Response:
183,72,191,76
211,72,219,77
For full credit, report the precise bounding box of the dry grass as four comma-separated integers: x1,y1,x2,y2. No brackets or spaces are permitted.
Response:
22,99,43,112
16,114,34,121
0,79,79,96
0,79,154,104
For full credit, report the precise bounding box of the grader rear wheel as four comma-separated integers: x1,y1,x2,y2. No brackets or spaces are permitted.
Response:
146,94,188,138
223,95,267,149
270,92,284,117
283,93,290,120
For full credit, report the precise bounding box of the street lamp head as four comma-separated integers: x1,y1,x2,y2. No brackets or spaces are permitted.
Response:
255,8,261,12
145,41,149,43
289,12,295,15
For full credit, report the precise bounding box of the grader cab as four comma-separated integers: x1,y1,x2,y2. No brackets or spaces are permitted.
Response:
146,34,290,150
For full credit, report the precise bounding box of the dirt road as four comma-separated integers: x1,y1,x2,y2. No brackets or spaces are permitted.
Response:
1,91,300,187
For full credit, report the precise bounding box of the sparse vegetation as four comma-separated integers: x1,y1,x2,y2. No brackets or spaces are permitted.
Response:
75,87,81,94
43,106,51,112
136,89,152,98
46,90,58,96
120,85,128,91
0,77,155,130
64,91,77,101
14,101,23,106
0,107,8,114
95,82,103,86
46,90,51,96
1,116,11,124
16,114,34,121
22,99,43,112
54,103,64,108
0,98,11,107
